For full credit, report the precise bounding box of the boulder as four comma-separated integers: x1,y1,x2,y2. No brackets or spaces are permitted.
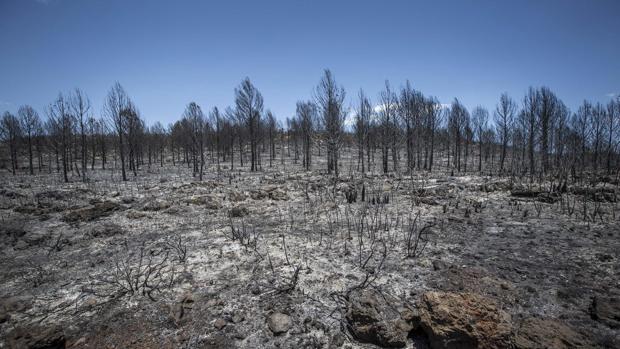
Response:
229,191,246,202
229,206,249,218
418,292,512,349
141,199,171,211
6,325,66,349
214,318,227,330
269,189,288,201
345,289,414,348
185,195,222,210
590,296,620,329
514,317,590,349
267,312,291,335
89,223,124,238
63,201,122,222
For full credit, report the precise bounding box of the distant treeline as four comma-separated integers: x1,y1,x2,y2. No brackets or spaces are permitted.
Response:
1,69,619,182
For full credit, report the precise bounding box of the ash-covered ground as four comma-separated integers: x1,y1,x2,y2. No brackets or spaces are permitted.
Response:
1,161,619,348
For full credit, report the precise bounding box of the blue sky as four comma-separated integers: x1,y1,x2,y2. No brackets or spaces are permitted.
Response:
1,0,618,125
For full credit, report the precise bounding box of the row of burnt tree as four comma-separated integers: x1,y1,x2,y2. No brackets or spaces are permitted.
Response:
2,70,619,182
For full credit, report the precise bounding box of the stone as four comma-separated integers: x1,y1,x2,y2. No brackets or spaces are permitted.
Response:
229,206,249,218
214,318,227,330
186,195,222,209
432,259,448,271
229,191,246,202
345,289,413,348
6,325,66,349
232,312,245,323
590,296,620,329
141,199,171,211
89,223,124,238
269,189,288,201
63,201,122,222
268,312,291,335
418,291,512,349
514,317,590,349
329,332,345,348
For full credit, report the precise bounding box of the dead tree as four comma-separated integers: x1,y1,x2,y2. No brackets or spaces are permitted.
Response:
354,90,371,173
47,94,73,182
18,105,41,175
523,88,539,179
314,69,346,176
606,98,619,174
0,112,21,175
235,78,263,172
378,81,398,173
494,93,516,174
266,110,276,168
104,82,132,181
183,102,206,180
296,101,316,170
70,88,91,181
472,106,489,173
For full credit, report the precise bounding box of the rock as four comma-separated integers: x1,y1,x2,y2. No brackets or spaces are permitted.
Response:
6,325,66,349
89,223,124,238
418,291,512,349
229,191,246,202
269,188,288,201
126,210,148,219
0,221,27,246
141,199,171,211
590,296,620,329
345,289,413,348
250,189,268,200
229,206,249,217
214,318,227,330
186,195,222,209
514,317,590,349
268,312,291,335
1,295,33,321
432,260,448,271
63,201,122,222
329,332,345,348
232,312,245,323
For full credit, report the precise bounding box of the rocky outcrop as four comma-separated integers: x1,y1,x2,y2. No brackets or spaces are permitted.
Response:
63,201,122,222
514,317,590,349
418,291,512,349
6,325,66,349
345,289,415,348
590,296,620,329
267,312,291,335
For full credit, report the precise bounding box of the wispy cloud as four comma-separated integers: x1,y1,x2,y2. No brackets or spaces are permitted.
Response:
606,92,618,98
35,0,52,5
0,100,13,109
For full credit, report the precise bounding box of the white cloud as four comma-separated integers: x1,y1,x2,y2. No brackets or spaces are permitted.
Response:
606,92,618,98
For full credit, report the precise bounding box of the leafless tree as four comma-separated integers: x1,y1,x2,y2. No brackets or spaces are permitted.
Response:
103,82,132,181
354,90,371,173
18,105,41,175
314,69,346,176
523,88,539,178
47,93,73,182
378,81,398,173
472,106,489,173
606,97,619,174
235,78,263,172
296,101,316,170
1,111,21,175
70,88,91,181
266,110,277,168
183,102,207,180
494,93,516,174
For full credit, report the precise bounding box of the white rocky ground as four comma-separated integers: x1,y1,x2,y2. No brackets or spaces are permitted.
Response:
0,159,619,348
